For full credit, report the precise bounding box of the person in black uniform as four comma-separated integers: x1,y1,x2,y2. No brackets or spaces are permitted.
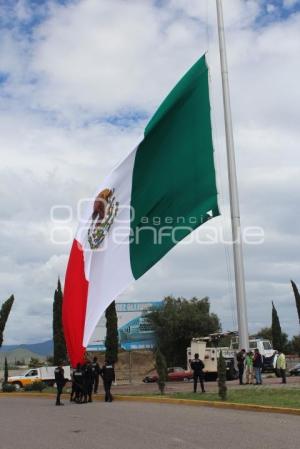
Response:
101,360,115,402
82,360,94,403
54,362,66,406
236,349,246,385
191,353,205,393
70,369,76,402
81,362,88,403
92,356,101,394
72,363,84,403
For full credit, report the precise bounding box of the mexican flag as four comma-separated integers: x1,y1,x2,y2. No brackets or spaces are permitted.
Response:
63,54,219,366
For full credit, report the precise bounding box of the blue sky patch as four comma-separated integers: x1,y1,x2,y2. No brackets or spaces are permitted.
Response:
104,111,149,128
255,0,300,27
0,72,9,84
0,0,75,37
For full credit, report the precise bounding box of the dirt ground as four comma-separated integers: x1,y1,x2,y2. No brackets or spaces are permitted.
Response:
86,349,155,382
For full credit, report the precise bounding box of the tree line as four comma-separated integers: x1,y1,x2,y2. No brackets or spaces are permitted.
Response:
1,277,300,370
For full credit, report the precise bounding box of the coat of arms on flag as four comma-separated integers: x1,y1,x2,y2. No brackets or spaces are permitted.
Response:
88,188,119,249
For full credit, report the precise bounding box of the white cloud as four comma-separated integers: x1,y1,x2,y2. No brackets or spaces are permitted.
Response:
28,0,206,119
0,0,300,344
266,4,277,14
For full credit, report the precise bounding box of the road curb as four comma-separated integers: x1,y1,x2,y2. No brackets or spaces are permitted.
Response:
0,393,57,399
1,392,300,416
114,395,300,416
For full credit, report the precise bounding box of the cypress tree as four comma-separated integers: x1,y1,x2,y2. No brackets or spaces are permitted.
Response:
105,300,118,363
4,357,8,384
0,295,14,348
53,278,67,365
217,350,227,401
291,280,300,325
155,347,167,395
272,301,284,352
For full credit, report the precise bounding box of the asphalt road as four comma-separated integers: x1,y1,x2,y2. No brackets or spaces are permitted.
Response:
1,398,299,449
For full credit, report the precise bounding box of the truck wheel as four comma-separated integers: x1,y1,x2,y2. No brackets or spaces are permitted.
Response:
13,382,22,390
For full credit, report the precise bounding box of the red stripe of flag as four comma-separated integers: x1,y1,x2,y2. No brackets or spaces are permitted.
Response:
63,239,89,367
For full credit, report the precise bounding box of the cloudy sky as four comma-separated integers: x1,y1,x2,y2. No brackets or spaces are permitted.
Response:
1,0,300,345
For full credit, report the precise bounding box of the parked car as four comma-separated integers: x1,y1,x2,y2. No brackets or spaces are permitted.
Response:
143,366,193,383
289,363,300,376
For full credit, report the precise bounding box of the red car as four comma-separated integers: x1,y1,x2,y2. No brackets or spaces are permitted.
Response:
143,366,193,383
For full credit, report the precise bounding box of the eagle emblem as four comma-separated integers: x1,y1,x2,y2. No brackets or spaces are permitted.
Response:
87,188,119,249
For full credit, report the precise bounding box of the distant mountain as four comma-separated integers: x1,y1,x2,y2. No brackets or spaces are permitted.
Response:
0,348,46,365
0,340,53,356
0,344,19,352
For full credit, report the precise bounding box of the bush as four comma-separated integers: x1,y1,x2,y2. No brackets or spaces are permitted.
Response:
2,383,16,392
24,381,47,392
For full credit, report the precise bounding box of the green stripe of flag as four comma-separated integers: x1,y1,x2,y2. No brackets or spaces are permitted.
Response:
130,54,219,280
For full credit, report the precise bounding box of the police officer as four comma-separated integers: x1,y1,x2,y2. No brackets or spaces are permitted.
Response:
101,360,115,402
92,356,101,394
191,353,205,393
82,360,94,403
54,362,66,406
81,362,88,403
236,349,246,385
72,363,84,403
70,369,76,402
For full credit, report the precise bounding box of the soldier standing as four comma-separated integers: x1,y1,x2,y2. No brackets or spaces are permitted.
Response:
54,362,66,406
70,369,76,402
191,353,205,393
73,363,84,403
101,360,115,402
92,356,101,394
83,360,94,403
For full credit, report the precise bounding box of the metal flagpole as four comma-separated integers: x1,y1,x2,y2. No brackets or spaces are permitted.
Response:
216,0,249,350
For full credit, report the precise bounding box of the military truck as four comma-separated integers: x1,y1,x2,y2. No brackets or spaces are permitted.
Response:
187,332,277,381
187,333,237,381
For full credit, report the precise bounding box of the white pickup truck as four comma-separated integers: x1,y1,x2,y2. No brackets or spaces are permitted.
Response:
7,366,71,389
